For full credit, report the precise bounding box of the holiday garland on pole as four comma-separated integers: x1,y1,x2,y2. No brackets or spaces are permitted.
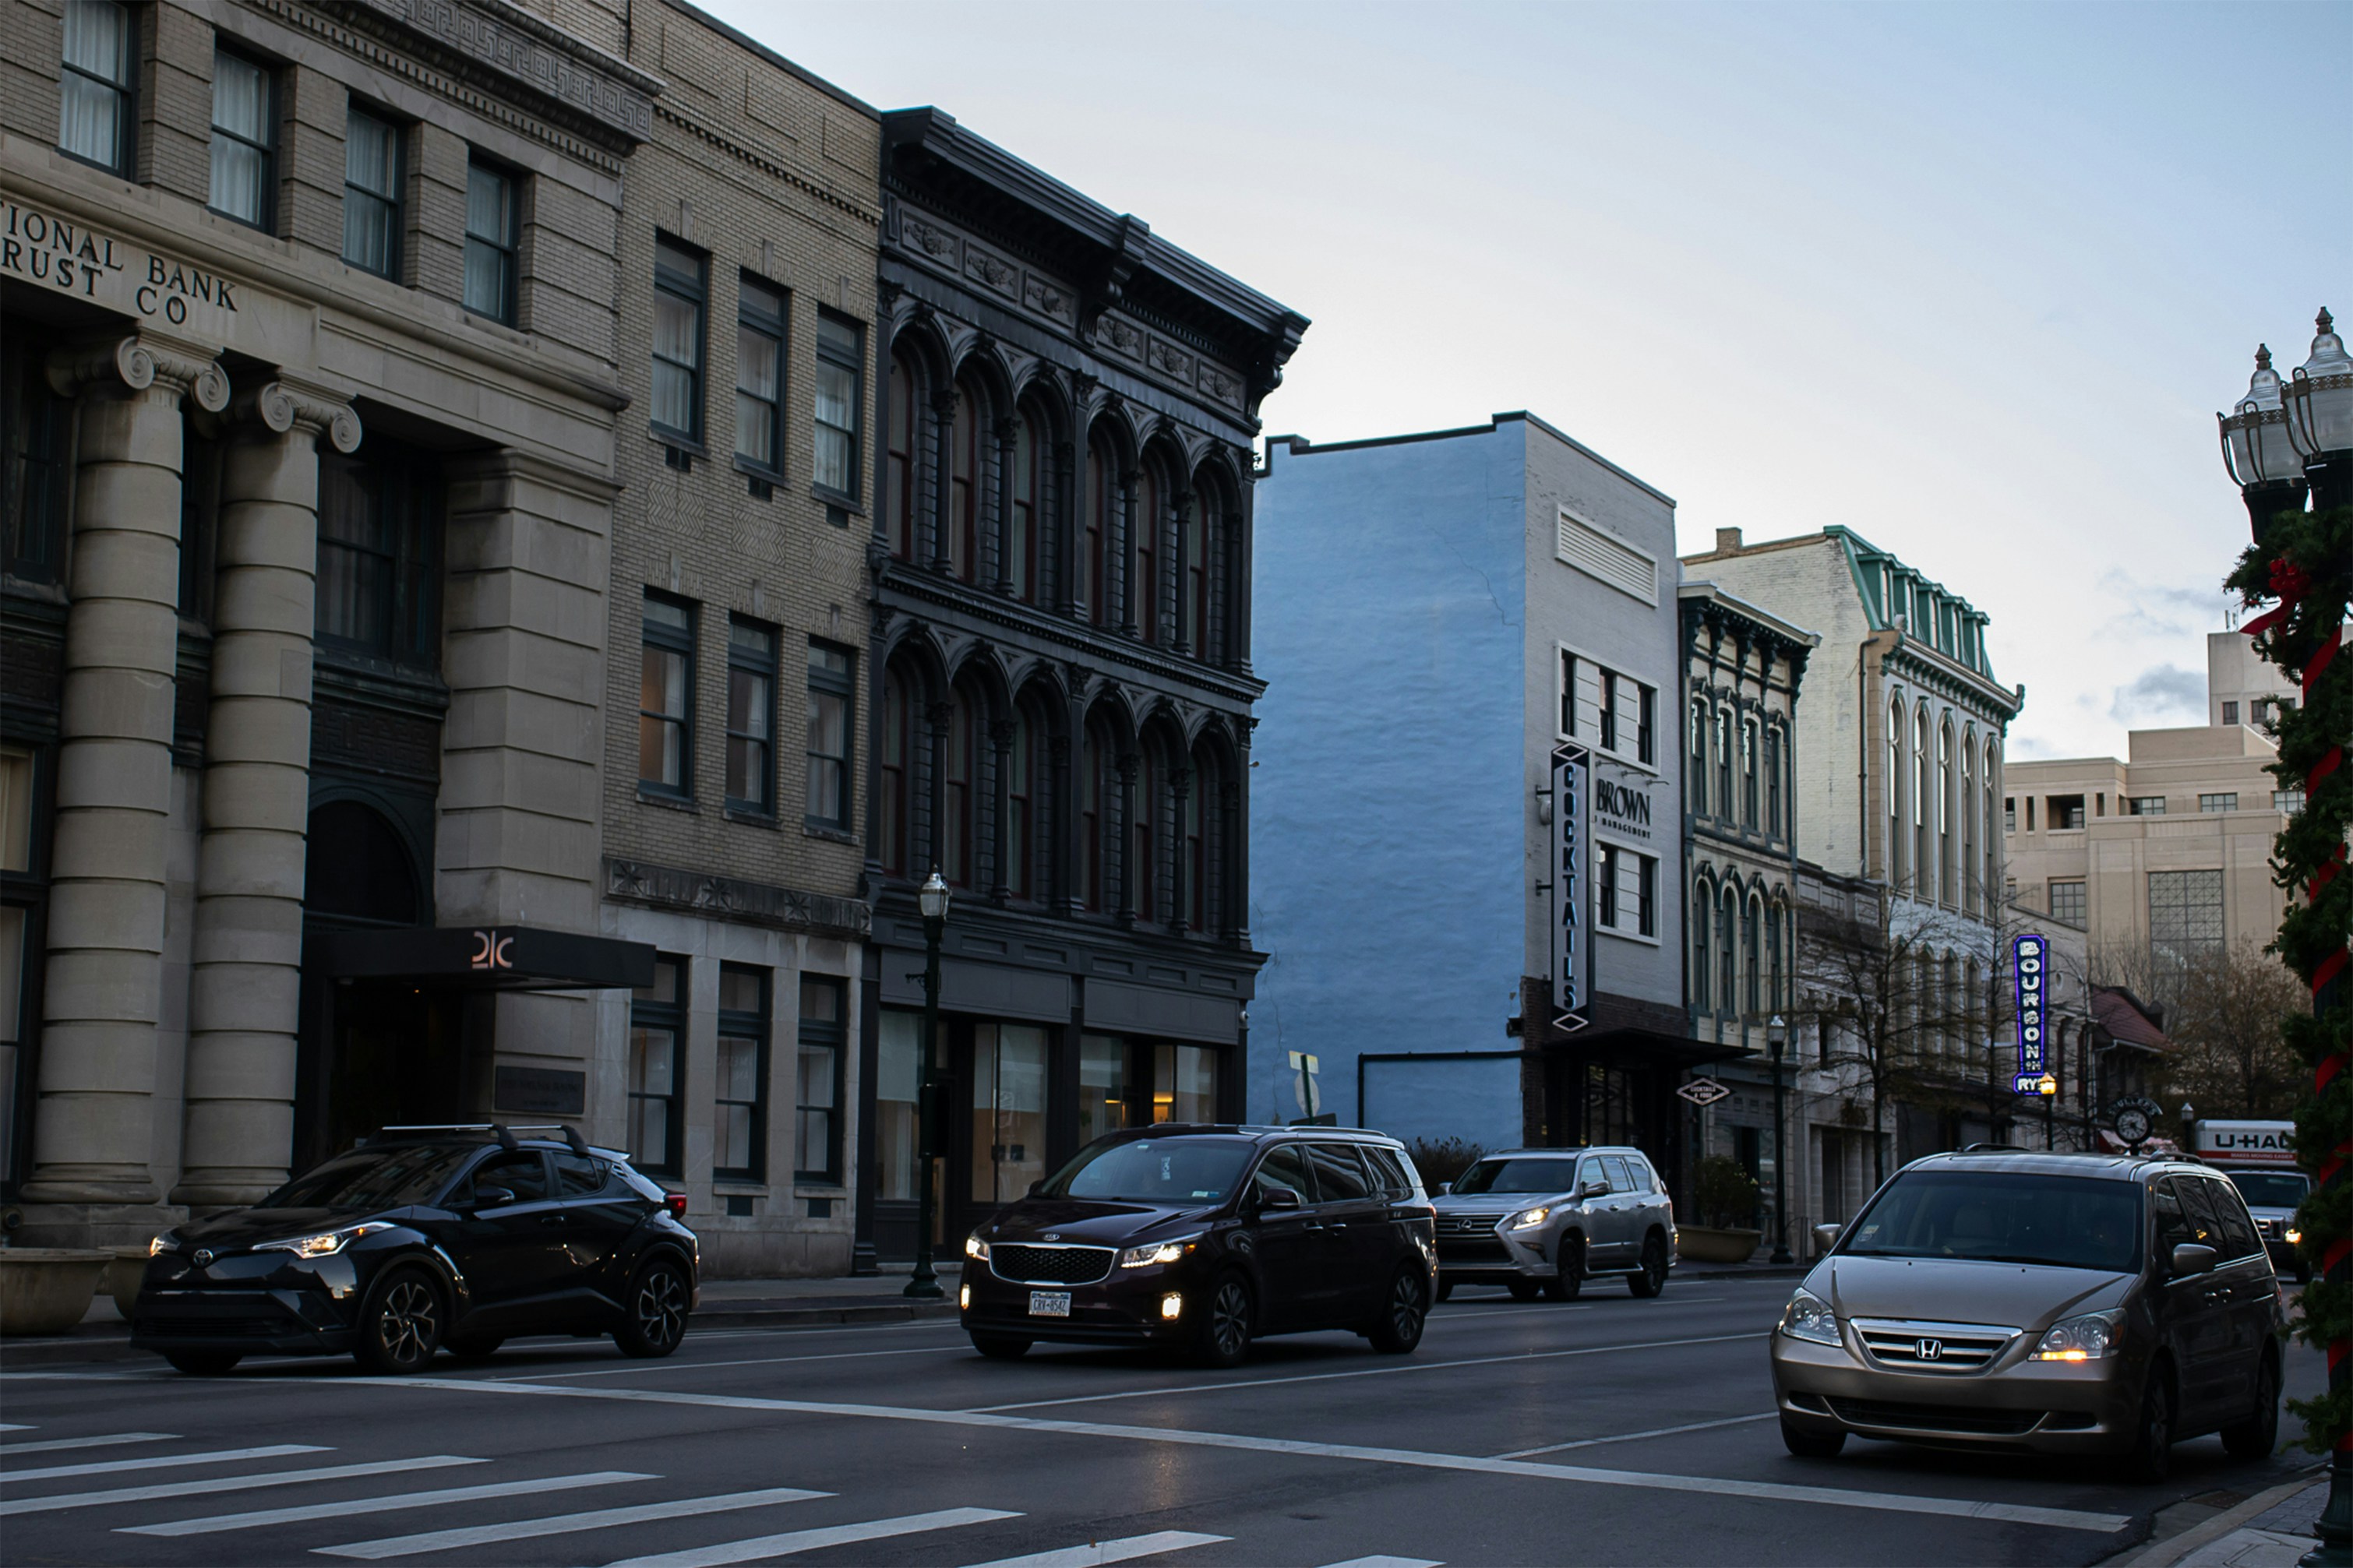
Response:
2227,499,2351,1470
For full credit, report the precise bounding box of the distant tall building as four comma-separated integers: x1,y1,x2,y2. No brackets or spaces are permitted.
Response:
2207,629,2301,731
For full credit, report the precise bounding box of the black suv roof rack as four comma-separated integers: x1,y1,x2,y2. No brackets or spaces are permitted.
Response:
373,1122,595,1156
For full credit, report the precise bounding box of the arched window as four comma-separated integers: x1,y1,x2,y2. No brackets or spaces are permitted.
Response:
1005,701,1038,901
304,800,420,925
1983,740,2000,900
1010,405,1045,604
1768,901,1786,1014
885,349,919,561
1688,699,1709,816
1185,750,1212,930
1887,698,1905,881
879,668,914,876
1691,879,1713,1010
942,686,978,888
1718,884,1737,1015
1714,708,1733,821
1132,741,1161,919
949,379,984,583
1938,720,1955,900
1135,463,1163,643
1942,953,1960,1052
1964,957,1981,1044
1085,433,1114,627
1765,724,1783,839
1081,721,1108,911
1914,703,1931,894
1743,896,1762,1016
1182,488,1211,656
1959,735,1976,912
1741,717,1759,829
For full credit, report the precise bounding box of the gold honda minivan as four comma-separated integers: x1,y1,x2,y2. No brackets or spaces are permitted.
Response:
1771,1150,2283,1482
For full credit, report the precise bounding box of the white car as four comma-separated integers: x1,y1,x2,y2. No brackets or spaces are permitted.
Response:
1427,1146,1676,1301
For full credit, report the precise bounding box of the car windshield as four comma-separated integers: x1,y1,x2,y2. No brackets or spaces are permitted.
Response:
1042,1136,1254,1203
2229,1172,2310,1208
1843,1169,2143,1273
257,1145,474,1210
1453,1158,1581,1196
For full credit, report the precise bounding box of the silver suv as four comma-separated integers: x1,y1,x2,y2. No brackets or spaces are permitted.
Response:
1428,1146,1676,1301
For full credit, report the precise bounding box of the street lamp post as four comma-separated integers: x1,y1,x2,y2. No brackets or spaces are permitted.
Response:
905,869,951,1301
1767,1014,1792,1266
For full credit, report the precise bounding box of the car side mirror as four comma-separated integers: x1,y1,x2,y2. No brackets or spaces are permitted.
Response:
2171,1242,2218,1277
1026,1180,1044,1198
1433,1182,1451,1196
1813,1223,1842,1254
471,1185,516,1211
1579,1179,1610,1200
1258,1188,1301,1211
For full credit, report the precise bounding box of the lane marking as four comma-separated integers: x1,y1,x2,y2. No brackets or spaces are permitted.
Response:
961,1333,1762,1413
122,1470,658,1536
600,1506,1023,1568
0,1424,30,1431
1314,1558,1445,1568
315,1485,831,1560
0,1443,328,1483
489,1344,968,1383
1,1457,484,1517
958,1528,1229,1568
331,1376,2134,1534
0,1432,175,1457
1494,1412,1777,1459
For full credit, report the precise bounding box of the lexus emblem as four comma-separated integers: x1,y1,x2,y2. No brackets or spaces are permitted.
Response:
1917,1337,1944,1361
193,1249,214,1267
1042,1233,1062,1242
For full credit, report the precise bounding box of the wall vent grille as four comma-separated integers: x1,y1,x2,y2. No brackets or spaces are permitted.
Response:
1557,509,1657,604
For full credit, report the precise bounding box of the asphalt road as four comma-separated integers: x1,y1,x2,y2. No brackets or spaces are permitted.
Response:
0,1274,2319,1567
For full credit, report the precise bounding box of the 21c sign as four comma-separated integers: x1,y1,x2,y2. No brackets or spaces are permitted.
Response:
470,930,515,971
2009,932,2048,1094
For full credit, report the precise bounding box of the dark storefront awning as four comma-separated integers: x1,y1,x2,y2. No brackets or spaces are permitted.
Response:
309,925,657,992
1561,1026,1753,1073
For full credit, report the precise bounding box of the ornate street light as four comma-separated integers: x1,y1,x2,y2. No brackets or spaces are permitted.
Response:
906,869,951,1301
1766,1014,1792,1266
2281,308,2353,511
2218,344,2306,538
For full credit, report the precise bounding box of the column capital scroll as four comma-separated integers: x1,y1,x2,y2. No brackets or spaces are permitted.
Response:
48,334,229,411
240,380,362,453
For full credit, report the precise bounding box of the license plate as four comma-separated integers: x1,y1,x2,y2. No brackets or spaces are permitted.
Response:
1028,1291,1071,1317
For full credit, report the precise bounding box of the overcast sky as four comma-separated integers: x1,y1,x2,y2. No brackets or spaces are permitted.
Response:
713,0,2348,761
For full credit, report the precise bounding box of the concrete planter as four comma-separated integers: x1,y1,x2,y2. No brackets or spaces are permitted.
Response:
1676,1226,1762,1265
105,1246,151,1320
0,1249,113,1337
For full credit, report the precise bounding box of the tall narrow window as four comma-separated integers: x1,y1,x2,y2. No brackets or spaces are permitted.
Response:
209,50,273,228
1008,408,1042,604
1636,853,1657,938
1595,844,1621,929
805,642,853,831
1764,728,1783,838
651,236,706,441
724,618,775,814
879,669,912,875
1691,883,1711,1010
1182,490,1208,654
1719,886,1737,1015
1743,899,1762,1016
1741,718,1759,827
58,0,132,174
1006,705,1035,901
463,158,518,325
796,976,845,1184
1081,724,1106,911
1134,465,1161,643
1599,670,1619,752
3,333,73,583
1636,682,1656,766
638,594,694,798
949,380,983,582
885,351,917,558
1132,745,1159,919
734,277,785,478
1187,752,1211,931
316,448,442,666
813,312,863,501
1715,710,1733,820
1688,700,1707,814
1561,653,1579,737
1768,901,1783,1007
943,692,975,888
342,107,401,278
1887,699,1905,881
714,965,768,1182
627,957,685,1178
1085,435,1113,625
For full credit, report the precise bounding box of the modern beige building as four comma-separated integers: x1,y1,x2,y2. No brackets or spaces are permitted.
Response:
1,0,666,1248
2002,724,2295,971
2207,629,2300,731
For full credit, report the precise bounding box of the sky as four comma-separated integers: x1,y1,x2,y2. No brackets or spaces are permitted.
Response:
707,0,2350,761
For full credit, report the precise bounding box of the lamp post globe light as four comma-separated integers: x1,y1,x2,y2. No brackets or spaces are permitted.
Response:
2217,308,2351,1568
906,870,951,1301
1766,1014,1791,1266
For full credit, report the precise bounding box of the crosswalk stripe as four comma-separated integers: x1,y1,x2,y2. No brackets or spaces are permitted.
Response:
315,1485,832,1559
958,1529,1229,1568
1313,1558,1445,1568
2,1457,482,1517
599,1506,1023,1568
1,1432,175,1457
0,1425,30,1432
1,1443,329,1484
121,1470,658,1537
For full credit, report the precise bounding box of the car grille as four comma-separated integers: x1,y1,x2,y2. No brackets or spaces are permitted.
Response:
1437,1214,1503,1235
990,1244,1114,1286
1825,1398,2045,1436
2258,1217,2283,1239
1437,1239,1512,1263
1853,1319,2016,1372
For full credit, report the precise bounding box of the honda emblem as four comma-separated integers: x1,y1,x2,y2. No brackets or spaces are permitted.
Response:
1916,1337,1944,1361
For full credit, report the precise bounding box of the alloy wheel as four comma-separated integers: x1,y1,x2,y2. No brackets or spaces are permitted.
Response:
1389,1272,1426,1342
377,1279,438,1368
636,1266,686,1351
1211,1281,1250,1358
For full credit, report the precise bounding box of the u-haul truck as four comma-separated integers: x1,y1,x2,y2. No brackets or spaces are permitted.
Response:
2192,1120,2295,1166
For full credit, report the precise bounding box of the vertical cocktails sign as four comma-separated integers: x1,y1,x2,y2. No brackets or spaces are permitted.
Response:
2010,932,2048,1094
1552,741,1592,1033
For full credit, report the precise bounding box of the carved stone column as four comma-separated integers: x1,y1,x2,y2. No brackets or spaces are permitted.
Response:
23,337,228,1227
174,382,360,1209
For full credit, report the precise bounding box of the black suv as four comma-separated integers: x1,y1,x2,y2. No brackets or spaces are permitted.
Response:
960,1124,1437,1367
133,1125,699,1376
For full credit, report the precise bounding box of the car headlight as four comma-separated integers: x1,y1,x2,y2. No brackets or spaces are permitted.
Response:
965,1236,990,1261
2288,1228,2303,1245
1120,1235,1201,1268
149,1233,178,1258
2032,1309,2124,1361
1508,1207,1551,1230
1778,1289,1840,1346
255,1222,391,1259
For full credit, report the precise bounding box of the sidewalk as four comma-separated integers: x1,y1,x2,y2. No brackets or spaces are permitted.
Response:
2116,1473,2327,1568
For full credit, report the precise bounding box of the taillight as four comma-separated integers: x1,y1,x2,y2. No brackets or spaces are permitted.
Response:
665,1193,687,1219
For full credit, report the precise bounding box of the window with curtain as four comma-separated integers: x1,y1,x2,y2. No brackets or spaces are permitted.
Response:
58,0,133,174
627,957,685,1177
796,976,845,1183
342,106,402,277
813,312,862,501
734,277,785,478
208,50,273,228
462,158,518,324
885,350,918,558
651,236,705,441
724,618,775,814
637,594,694,798
714,964,768,1182
805,641,853,831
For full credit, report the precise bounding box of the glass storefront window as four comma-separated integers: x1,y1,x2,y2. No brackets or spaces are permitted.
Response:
876,1010,923,1203
1154,1042,1217,1125
1078,1034,1128,1148
972,1024,1048,1206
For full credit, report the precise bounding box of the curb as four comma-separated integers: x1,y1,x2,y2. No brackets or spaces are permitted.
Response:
2107,1470,2325,1568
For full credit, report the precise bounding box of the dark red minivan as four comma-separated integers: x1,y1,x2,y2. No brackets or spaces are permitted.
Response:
959,1124,1437,1367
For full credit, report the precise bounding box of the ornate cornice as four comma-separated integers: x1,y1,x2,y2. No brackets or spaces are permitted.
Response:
650,102,881,227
